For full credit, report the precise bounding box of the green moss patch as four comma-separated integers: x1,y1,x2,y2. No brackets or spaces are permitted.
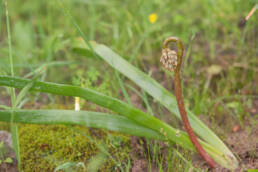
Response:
19,124,130,171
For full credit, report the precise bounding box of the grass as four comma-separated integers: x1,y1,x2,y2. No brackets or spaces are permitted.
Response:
3,1,20,170
0,0,257,171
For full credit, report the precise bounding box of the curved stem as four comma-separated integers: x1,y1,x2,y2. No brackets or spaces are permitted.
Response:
162,37,216,168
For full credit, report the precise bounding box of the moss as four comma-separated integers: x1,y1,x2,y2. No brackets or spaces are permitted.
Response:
19,124,130,172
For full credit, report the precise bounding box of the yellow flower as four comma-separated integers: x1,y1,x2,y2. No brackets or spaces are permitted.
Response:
148,13,158,24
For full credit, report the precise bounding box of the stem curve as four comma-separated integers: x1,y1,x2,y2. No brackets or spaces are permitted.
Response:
161,36,217,168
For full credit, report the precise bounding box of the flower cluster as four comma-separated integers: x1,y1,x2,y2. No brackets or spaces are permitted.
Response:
160,48,178,71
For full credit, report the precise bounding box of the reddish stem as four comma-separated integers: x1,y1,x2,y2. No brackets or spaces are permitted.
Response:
162,37,217,168
174,72,216,168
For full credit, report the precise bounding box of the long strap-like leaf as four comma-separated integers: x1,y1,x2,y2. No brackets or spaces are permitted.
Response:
0,76,194,150
0,110,165,140
0,76,237,169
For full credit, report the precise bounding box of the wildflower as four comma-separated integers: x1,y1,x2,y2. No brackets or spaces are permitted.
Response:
160,48,177,71
148,13,158,24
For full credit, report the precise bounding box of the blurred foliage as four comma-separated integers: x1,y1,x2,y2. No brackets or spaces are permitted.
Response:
72,67,112,96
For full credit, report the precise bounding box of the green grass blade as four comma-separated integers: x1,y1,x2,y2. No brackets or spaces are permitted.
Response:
0,109,165,140
126,84,154,116
10,124,19,162
15,81,34,107
0,76,194,150
4,0,20,168
115,71,131,105
0,105,11,110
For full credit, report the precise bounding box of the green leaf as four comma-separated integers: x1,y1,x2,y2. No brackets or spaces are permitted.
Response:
0,105,11,110
0,109,165,141
0,76,195,150
72,47,99,59
4,1,20,169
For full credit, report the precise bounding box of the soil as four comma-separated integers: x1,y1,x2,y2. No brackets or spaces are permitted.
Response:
128,122,258,172
130,136,160,172
192,100,258,171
